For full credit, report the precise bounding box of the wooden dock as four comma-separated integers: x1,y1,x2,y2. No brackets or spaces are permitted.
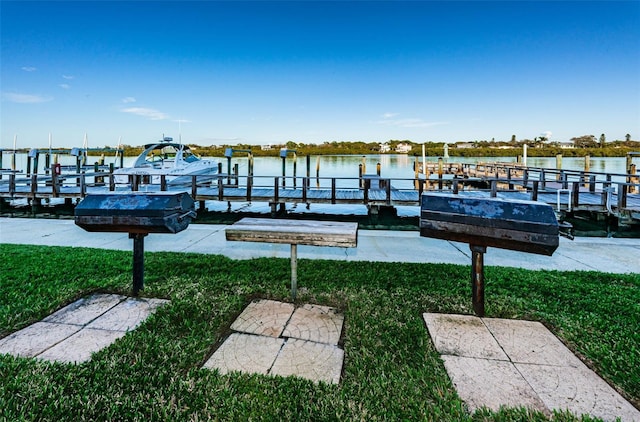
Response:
1,163,639,225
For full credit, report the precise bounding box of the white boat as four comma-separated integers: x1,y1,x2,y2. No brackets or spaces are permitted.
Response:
113,137,218,185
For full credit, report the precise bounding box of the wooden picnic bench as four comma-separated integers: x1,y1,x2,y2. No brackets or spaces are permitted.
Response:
225,218,358,299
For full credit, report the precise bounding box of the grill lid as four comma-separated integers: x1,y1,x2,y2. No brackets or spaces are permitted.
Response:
420,193,559,255
75,192,195,234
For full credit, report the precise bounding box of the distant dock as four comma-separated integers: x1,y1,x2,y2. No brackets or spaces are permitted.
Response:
1,159,639,227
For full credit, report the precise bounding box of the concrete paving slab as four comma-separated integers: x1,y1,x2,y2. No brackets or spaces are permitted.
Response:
43,293,126,326
425,314,640,420
441,355,549,414
230,299,295,337
483,318,583,367
270,338,344,385
203,333,285,375
0,322,81,358
1,293,169,364
422,313,507,360
86,297,170,332
205,300,345,384
282,304,343,345
36,328,127,364
516,362,640,422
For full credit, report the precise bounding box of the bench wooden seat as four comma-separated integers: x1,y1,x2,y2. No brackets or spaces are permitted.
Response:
225,218,358,299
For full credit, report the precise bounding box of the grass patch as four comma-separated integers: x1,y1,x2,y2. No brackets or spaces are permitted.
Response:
0,243,638,420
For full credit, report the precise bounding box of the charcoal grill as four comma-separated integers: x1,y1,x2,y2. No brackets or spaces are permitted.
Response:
420,193,559,316
75,192,196,295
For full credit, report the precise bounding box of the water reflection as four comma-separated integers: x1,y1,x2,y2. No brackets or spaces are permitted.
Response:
4,153,632,177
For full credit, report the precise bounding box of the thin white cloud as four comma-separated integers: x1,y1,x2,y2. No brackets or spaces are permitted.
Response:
121,107,169,120
122,97,136,103
382,112,398,119
377,116,449,128
59,84,71,89
62,75,74,80
2,92,53,103
21,66,36,72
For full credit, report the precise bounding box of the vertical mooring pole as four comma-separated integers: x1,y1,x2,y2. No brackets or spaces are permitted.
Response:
130,233,148,296
470,245,487,317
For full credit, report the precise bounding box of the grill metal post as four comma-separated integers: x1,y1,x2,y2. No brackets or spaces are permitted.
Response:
470,245,486,317
420,193,561,316
75,193,196,296
130,233,147,295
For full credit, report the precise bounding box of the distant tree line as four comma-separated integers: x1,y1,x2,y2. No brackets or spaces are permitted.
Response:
104,134,639,158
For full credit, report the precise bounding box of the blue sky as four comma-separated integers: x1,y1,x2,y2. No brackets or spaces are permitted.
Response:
2,1,639,149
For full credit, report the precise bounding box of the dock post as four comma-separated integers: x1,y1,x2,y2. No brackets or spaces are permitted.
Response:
438,157,443,190
630,164,638,194
293,152,297,189
583,155,591,187
556,154,562,180
33,153,39,177
281,155,286,188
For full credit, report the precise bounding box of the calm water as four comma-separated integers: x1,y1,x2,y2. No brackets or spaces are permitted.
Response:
4,152,631,174
4,152,633,189
2,152,637,221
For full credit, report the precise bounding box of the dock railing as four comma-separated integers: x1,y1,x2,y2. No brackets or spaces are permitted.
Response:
1,166,638,219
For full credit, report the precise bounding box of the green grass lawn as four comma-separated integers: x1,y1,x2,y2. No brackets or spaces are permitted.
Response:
1,243,638,421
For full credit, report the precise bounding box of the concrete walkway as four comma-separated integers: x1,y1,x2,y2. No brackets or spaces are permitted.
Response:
1,217,639,273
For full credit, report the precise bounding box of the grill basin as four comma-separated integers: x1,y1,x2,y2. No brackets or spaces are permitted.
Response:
75,192,195,234
75,192,196,294
420,193,559,255
420,193,560,316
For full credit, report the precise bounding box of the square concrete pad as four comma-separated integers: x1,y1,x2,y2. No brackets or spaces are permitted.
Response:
270,338,344,384
36,328,127,364
282,304,344,345
230,299,295,337
483,318,583,367
424,314,640,421
43,293,126,325
516,362,640,422
423,313,507,360
87,297,170,331
206,300,345,384
0,293,170,364
0,322,81,358
203,333,285,375
442,355,549,414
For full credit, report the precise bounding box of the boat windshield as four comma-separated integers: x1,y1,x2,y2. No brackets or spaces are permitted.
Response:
133,143,202,167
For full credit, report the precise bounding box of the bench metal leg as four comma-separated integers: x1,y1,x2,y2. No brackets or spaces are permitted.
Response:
290,243,297,300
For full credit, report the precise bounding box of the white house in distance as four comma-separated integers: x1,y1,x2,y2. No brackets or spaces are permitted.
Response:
379,143,391,153
395,143,412,153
